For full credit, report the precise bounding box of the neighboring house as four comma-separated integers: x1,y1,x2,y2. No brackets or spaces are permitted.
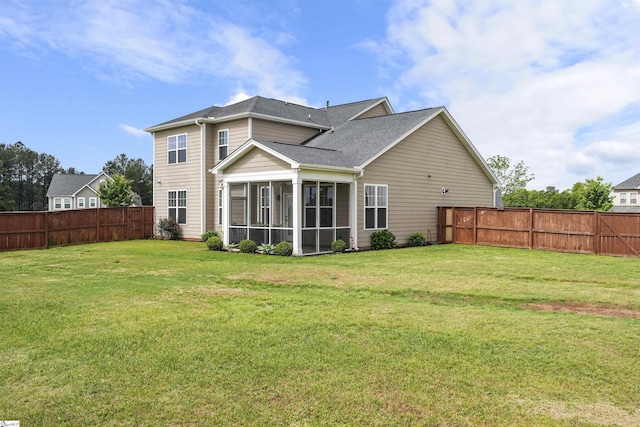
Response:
612,172,640,213
46,173,142,211
146,96,500,255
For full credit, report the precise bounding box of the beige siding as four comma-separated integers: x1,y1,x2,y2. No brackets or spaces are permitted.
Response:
153,124,203,239
225,148,291,175
358,114,494,248
354,103,390,120
252,118,320,144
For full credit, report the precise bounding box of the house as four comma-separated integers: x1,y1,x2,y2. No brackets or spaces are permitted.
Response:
146,96,500,255
46,173,142,211
611,172,640,213
46,173,112,211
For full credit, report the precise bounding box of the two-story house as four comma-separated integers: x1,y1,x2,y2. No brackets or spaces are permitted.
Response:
46,173,111,211
146,96,500,255
612,172,640,213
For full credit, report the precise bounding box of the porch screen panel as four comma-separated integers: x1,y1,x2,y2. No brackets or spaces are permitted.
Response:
230,184,247,226
319,183,333,227
304,184,317,228
302,230,317,254
319,229,333,252
336,183,349,227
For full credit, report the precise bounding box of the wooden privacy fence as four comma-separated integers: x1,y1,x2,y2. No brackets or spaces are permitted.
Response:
438,207,640,257
0,207,155,252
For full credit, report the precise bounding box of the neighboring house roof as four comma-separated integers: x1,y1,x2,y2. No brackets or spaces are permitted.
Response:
611,206,640,213
146,96,391,132
614,172,640,190
46,174,102,197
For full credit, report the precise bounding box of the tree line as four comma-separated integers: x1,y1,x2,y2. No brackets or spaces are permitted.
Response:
0,141,152,211
487,155,615,211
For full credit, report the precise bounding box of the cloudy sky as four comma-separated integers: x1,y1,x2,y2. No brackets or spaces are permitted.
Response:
1,0,639,190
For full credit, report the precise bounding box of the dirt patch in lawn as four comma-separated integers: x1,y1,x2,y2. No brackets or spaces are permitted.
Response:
524,302,640,319
518,398,640,426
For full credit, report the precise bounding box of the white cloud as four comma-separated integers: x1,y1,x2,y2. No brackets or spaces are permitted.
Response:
119,124,147,138
371,0,640,189
2,0,307,103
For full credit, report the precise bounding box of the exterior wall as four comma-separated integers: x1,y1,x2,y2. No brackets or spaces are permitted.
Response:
354,103,390,120
153,123,203,239
75,187,99,208
252,118,320,144
357,114,494,248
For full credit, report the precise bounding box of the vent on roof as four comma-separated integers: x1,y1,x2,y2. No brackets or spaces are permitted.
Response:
326,100,329,109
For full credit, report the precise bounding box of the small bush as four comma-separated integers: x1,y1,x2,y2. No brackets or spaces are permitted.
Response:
201,230,222,242
206,236,223,251
274,241,293,256
238,239,257,253
157,217,179,240
257,243,276,255
408,232,426,247
331,239,347,253
370,229,396,250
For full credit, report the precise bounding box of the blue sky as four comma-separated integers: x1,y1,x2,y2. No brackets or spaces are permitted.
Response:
1,0,639,190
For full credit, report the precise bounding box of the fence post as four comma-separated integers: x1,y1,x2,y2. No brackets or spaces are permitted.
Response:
529,208,534,249
594,210,600,255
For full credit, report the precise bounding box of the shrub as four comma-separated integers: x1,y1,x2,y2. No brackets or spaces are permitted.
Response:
157,217,179,240
370,229,396,250
238,239,257,253
201,230,222,242
408,232,426,247
257,243,276,255
274,241,293,256
331,239,347,253
206,236,223,251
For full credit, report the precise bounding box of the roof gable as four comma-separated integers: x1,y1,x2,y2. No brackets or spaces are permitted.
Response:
46,174,100,197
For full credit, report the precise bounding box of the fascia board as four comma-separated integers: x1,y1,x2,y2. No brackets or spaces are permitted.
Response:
298,163,362,174
358,108,443,169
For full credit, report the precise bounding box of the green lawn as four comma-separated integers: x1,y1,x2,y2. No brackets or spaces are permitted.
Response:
1,241,639,426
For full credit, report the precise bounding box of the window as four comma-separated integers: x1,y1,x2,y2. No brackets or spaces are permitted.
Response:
168,134,187,164
64,198,72,209
258,185,270,225
168,190,187,224
218,189,223,226
319,183,334,227
631,192,638,204
78,197,85,208
54,198,62,209
364,184,388,229
620,192,627,204
304,184,317,227
89,197,97,208
218,129,229,160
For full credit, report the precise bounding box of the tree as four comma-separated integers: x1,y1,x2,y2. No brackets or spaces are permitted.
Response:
103,154,152,205
574,176,614,211
487,155,535,196
97,175,136,207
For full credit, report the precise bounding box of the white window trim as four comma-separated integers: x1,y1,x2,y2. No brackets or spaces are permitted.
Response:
218,189,223,226
54,197,62,210
64,197,72,209
630,192,637,204
363,184,388,230
168,189,188,225
89,197,97,208
168,133,188,165
218,129,229,161
77,197,85,208
620,192,627,204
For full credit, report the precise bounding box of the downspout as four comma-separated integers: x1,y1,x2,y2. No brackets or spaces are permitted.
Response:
351,169,365,251
195,119,206,236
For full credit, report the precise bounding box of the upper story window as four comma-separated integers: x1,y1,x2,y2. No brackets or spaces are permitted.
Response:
168,134,187,164
631,192,638,204
364,184,388,230
218,129,229,160
620,192,627,204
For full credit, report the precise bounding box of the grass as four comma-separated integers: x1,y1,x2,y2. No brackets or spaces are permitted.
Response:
1,241,639,426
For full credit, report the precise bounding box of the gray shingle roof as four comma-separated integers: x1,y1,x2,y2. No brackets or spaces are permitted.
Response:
614,172,640,189
611,206,640,213
304,107,442,166
256,140,355,168
149,96,388,130
46,174,100,197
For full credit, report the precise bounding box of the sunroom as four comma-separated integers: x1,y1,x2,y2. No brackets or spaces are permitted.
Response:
212,140,360,255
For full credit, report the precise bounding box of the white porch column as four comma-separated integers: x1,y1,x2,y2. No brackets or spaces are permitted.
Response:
292,173,302,255
350,175,359,250
222,181,229,247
